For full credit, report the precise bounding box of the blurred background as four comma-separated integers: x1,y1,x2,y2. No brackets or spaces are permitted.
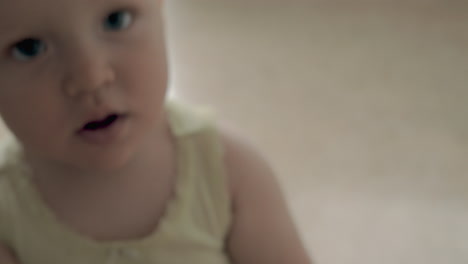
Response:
165,1,467,264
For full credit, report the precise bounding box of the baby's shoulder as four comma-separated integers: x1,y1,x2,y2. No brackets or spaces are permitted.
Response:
216,124,274,199
217,125,312,263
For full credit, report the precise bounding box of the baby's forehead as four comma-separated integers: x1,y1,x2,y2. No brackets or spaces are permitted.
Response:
0,0,63,24
0,0,161,37
0,0,156,24
0,0,106,44
0,0,116,32
0,0,113,19
0,0,53,14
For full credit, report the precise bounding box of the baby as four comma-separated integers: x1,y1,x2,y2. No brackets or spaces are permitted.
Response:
0,0,311,263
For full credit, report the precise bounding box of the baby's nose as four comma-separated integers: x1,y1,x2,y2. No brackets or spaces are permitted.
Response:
62,47,116,98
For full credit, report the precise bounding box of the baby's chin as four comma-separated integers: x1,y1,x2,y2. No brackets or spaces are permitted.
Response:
70,148,138,175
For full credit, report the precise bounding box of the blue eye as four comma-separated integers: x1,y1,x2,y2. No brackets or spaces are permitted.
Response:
12,38,46,61
105,10,133,31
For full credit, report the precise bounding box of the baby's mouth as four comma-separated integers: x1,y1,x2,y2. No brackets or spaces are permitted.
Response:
81,114,121,131
76,112,129,144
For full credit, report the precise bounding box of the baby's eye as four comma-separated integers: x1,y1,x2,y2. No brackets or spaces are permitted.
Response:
104,10,134,31
11,38,46,61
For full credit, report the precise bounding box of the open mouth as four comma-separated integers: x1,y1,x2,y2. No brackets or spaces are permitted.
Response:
82,114,120,131
77,112,129,144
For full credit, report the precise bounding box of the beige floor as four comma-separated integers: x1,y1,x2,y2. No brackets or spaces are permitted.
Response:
166,1,468,264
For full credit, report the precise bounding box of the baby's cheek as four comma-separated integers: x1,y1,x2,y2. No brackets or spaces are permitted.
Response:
134,46,168,86
118,54,168,115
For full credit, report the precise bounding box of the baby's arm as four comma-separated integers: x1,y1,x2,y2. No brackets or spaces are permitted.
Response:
221,128,312,264
0,244,20,264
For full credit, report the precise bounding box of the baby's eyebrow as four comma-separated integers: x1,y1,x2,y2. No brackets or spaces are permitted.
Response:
0,19,28,43
0,26,15,40
0,21,17,38
0,13,15,28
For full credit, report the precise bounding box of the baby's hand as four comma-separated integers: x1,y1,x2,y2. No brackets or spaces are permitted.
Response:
0,243,20,264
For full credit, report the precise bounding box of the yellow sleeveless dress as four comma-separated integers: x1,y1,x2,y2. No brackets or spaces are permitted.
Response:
0,100,232,264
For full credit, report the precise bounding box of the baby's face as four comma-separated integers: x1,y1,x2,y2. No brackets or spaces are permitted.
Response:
0,0,168,171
